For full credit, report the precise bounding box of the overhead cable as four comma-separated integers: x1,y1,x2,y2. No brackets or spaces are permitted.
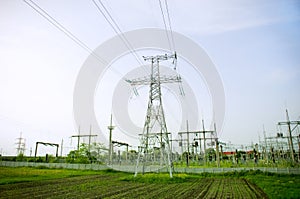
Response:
23,0,125,78
92,0,148,73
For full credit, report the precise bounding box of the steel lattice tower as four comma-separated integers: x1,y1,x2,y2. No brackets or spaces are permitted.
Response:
16,132,26,156
126,53,181,177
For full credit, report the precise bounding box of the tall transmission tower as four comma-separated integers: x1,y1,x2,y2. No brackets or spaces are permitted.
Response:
16,132,26,155
126,53,181,178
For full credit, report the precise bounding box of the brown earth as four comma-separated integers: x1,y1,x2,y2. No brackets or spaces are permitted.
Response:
0,174,268,199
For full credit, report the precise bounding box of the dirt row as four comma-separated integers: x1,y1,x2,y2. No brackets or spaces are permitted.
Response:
0,174,268,199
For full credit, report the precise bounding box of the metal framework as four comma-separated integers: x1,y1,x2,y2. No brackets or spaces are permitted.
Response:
112,141,130,162
179,120,220,166
71,126,97,152
34,142,59,161
277,109,300,163
127,53,180,177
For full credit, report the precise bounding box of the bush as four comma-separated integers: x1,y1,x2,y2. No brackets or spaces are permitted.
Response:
16,153,25,162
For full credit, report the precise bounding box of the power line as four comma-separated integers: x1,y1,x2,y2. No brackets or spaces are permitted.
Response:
93,0,151,140
92,0,152,101
92,0,148,73
164,0,176,51
158,0,184,97
23,0,106,65
23,0,125,78
158,0,173,52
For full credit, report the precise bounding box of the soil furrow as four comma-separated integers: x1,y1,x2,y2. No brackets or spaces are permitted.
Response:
0,175,270,199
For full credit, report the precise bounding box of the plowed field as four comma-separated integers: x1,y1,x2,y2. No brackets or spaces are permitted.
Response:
0,173,268,199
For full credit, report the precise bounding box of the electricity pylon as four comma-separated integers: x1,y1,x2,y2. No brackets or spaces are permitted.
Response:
126,53,181,178
16,132,26,156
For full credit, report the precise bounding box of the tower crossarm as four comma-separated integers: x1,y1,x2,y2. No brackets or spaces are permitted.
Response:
112,141,130,147
178,130,214,135
278,121,300,133
142,53,177,63
160,75,181,83
278,121,300,125
126,75,181,86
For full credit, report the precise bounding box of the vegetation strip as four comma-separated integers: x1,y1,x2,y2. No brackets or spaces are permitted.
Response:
1,167,300,198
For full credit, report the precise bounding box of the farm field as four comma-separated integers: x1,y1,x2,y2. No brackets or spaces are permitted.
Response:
0,167,299,198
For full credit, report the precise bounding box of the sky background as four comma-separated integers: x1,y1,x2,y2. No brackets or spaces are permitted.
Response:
0,0,300,156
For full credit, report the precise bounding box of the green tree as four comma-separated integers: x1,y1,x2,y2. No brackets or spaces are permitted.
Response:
66,143,106,164
16,153,25,162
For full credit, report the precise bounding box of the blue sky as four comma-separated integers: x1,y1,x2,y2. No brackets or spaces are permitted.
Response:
0,0,299,155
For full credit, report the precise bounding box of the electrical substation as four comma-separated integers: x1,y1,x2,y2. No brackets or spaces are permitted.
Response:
1,1,300,198
1,1,299,177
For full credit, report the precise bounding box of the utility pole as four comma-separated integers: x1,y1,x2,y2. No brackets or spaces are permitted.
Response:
214,123,220,167
127,53,180,178
220,144,223,160
263,125,268,163
278,109,300,163
178,120,191,166
187,121,190,166
60,139,63,157
179,134,184,163
108,114,115,165
76,126,80,151
298,134,300,161
202,120,207,165
88,126,91,153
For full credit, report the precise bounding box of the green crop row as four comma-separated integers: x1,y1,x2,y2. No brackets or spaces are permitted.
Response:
1,166,299,198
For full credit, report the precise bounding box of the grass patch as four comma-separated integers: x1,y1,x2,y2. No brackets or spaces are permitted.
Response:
173,160,300,168
0,166,100,184
121,173,193,183
244,172,300,198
